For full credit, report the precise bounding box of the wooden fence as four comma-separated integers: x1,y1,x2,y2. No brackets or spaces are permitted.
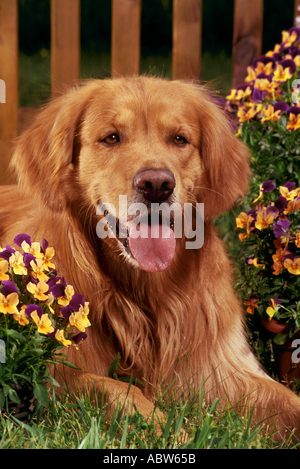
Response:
0,0,300,185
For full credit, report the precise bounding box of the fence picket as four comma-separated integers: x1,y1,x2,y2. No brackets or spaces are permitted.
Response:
232,0,264,89
51,0,81,97
172,0,202,80
111,0,141,77
0,0,18,184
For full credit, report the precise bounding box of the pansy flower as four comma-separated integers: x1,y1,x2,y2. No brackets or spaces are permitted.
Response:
13,305,29,326
26,280,49,301
243,296,259,314
261,102,289,122
30,308,55,335
9,251,27,276
253,56,275,75
272,239,290,275
246,256,265,269
295,231,300,248
29,258,49,282
283,254,300,275
14,234,43,260
0,246,16,261
279,182,300,200
266,43,281,57
72,331,88,345
57,285,75,307
273,219,291,238
281,27,300,47
284,197,300,214
273,60,296,83
0,259,9,281
252,180,276,203
252,88,266,103
287,106,300,130
237,102,261,123
0,280,19,315
245,66,257,83
255,206,278,230
69,304,91,333
236,212,255,241
266,297,281,320
55,329,72,346
275,195,288,213
254,75,279,93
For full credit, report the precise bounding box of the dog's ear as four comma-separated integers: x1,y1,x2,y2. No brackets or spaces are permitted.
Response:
11,81,98,212
195,89,251,219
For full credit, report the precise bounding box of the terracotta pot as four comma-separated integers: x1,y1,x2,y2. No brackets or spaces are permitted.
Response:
261,317,300,386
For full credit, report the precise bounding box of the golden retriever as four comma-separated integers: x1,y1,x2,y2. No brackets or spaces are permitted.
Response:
1,76,300,437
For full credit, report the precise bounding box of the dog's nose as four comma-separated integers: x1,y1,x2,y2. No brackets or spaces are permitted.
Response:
133,169,176,203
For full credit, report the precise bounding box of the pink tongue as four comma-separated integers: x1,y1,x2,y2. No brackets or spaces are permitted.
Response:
129,223,176,272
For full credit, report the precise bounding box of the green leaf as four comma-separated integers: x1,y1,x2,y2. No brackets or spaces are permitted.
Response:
33,382,49,407
46,359,81,370
108,353,121,379
8,388,21,404
273,333,288,345
0,390,5,409
6,330,26,342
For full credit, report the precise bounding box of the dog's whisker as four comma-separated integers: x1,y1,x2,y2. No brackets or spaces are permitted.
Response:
193,186,227,200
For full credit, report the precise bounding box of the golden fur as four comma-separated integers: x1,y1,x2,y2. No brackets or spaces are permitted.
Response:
1,76,300,436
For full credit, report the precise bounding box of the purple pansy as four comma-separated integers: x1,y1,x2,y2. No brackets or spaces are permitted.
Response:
60,294,85,321
14,234,32,248
0,245,16,261
23,253,37,269
262,180,276,193
72,332,88,345
275,195,288,213
273,219,291,238
273,102,289,113
287,106,300,116
25,304,43,319
252,88,266,103
284,182,296,191
1,280,19,296
278,59,297,74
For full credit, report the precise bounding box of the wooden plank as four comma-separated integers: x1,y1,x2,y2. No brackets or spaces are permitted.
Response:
51,0,80,97
232,0,263,89
172,0,202,80
0,0,18,185
295,0,300,26
111,0,141,77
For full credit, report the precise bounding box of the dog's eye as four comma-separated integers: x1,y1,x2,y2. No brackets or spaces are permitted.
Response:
103,134,120,144
174,135,188,145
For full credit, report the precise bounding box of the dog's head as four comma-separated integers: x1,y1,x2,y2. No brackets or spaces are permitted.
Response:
12,76,250,272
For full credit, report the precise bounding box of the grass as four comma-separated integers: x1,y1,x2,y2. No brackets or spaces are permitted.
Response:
19,49,233,107
1,377,299,449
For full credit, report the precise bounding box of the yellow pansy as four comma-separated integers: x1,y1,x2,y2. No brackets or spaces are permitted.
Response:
0,260,9,281
0,292,19,315
31,310,54,335
26,281,49,301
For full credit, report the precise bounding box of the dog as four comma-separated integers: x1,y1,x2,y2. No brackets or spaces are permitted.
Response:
1,76,300,437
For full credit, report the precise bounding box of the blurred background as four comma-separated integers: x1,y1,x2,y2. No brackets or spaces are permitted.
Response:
19,0,295,107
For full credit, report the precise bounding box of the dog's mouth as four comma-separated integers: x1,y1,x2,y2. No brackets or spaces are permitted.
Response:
98,210,177,272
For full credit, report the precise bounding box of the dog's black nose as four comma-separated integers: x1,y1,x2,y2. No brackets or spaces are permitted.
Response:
133,169,176,203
